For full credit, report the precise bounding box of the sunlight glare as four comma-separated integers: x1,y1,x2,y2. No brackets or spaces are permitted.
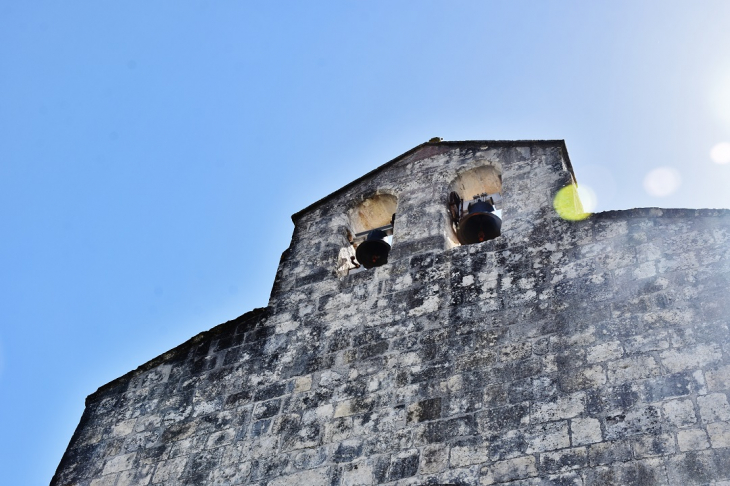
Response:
710,142,730,165
643,167,682,197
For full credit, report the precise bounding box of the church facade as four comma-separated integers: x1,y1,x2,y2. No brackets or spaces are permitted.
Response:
53,140,730,485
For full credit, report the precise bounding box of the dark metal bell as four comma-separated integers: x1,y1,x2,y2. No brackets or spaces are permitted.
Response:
456,200,502,245
355,229,391,269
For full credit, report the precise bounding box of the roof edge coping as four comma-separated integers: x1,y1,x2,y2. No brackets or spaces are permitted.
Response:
85,306,270,406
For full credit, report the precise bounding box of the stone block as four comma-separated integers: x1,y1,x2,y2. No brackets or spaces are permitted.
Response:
324,417,353,444
539,447,587,473
205,429,236,449
478,403,529,433
480,455,537,485
660,344,722,374
450,441,490,468
420,444,448,474
437,465,481,486
604,405,662,440
116,465,153,486
678,429,710,452
181,449,223,483
665,451,716,484
531,392,585,423
499,341,533,362
698,393,730,423
525,421,570,453
90,475,118,486
586,341,624,363
294,375,312,392
570,417,602,446
588,440,632,466
333,439,364,464
707,365,730,392
558,365,606,393
341,462,374,486
632,433,675,458
607,356,660,384
111,419,137,437
662,399,697,428
707,422,730,448
416,416,478,445
486,429,527,462
267,467,331,486
584,457,668,485
406,397,442,424
642,372,693,402
102,452,136,475
151,456,187,483
250,453,288,482
388,449,419,481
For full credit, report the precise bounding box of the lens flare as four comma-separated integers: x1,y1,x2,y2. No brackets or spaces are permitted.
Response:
643,167,682,197
554,185,590,221
576,185,598,213
710,142,730,165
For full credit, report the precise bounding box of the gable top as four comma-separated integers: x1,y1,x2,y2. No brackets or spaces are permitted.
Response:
291,139,574,223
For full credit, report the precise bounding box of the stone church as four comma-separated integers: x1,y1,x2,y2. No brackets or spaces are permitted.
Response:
53,140,730,485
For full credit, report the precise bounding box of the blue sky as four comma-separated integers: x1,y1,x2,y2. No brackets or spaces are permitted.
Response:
2,1,730,483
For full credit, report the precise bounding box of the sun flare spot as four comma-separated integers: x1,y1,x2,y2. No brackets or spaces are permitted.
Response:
710,142,730,165
554,185,591,221
643,167,682,197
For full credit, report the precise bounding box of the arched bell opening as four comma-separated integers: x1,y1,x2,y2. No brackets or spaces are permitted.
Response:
335,193,398,276
447,165,503,247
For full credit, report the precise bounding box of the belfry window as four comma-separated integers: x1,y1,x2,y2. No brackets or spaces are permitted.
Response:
336,194,397,276
448,165,503,246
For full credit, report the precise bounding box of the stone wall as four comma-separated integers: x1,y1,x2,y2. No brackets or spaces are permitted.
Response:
53,141,730,485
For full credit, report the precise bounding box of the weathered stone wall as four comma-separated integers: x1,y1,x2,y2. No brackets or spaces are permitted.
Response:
53,141,730,485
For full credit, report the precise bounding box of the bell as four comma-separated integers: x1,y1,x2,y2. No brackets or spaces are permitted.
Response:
355,229,391,269
456,200,502,245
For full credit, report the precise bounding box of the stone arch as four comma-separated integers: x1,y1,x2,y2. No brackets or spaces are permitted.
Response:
449,164,502,199
446,164,503,247
346,193,398,235
335,192,398,277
